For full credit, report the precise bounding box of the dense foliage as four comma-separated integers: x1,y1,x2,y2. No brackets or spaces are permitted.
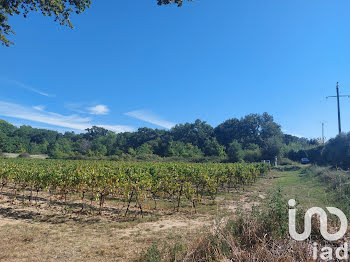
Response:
290,132,350,169
0,0,192,46
0,0,91,46
0,113,318,162
0,159,270,215
0,113,317,162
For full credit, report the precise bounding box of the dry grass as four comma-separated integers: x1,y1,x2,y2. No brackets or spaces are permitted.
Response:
0,174,271,262
0,209,211,261
179,213,312,262
178,213,350,262
0,194,211,261
138,166,350,262
0,168,306,262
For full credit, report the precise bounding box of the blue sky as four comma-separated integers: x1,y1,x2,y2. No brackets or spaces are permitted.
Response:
1,0,350,139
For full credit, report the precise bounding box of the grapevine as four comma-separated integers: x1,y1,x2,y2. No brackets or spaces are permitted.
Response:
0,159,270,216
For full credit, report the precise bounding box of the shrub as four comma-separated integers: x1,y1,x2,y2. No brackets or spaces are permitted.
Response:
293,132,350,169
140,242,162,262
179,188,329,261
140,186,338,262
18,152,30,158
227,140,243,163
243,148,262,162
279,158,293,166
135,154,162,161
302,166,350,216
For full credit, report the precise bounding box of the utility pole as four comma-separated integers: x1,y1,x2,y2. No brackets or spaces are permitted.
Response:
326,82,350,135
336,82,341,134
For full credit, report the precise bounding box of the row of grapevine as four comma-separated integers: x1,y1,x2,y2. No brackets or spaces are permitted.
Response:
0,159,270,216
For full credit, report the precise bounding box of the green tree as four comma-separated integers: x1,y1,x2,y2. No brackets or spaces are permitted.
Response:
48,138,72,158
91,138,107,156
259,112,283,142
1,0,193,46
136,143,154,156
0,120,17,134
0,132,11,152
214,118,241,148
85,126,110,140
0,0,91,46
168,141,203,158
100,133,118,155
203,138,226,157
74,139,92,155
243,144,262,162
0,113,310,161
322,133,350,168
227,141,243,163
171,119,214,151
214,113,283,149
262,136,283,161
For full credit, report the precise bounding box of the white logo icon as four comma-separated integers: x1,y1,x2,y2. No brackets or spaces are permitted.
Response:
288,199,348,241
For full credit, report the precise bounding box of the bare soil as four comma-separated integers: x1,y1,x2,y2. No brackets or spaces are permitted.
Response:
0,173,276,262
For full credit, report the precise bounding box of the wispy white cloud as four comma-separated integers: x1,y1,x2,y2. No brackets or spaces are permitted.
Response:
65,103,111,116
0,101,89,130
64,103,86,114
87,104,110,115
0,101,134,133
125,110,175,129
5,79,54,97
33,105,45,111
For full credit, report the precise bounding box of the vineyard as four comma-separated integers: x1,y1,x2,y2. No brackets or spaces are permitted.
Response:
0,159,270,217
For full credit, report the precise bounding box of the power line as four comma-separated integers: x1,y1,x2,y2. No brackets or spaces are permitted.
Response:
326,82,350,135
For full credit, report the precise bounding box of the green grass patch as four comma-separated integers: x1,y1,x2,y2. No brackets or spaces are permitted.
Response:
272,166,337,210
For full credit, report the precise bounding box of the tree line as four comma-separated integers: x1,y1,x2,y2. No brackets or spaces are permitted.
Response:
0,113,319,162
289,132,350,169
